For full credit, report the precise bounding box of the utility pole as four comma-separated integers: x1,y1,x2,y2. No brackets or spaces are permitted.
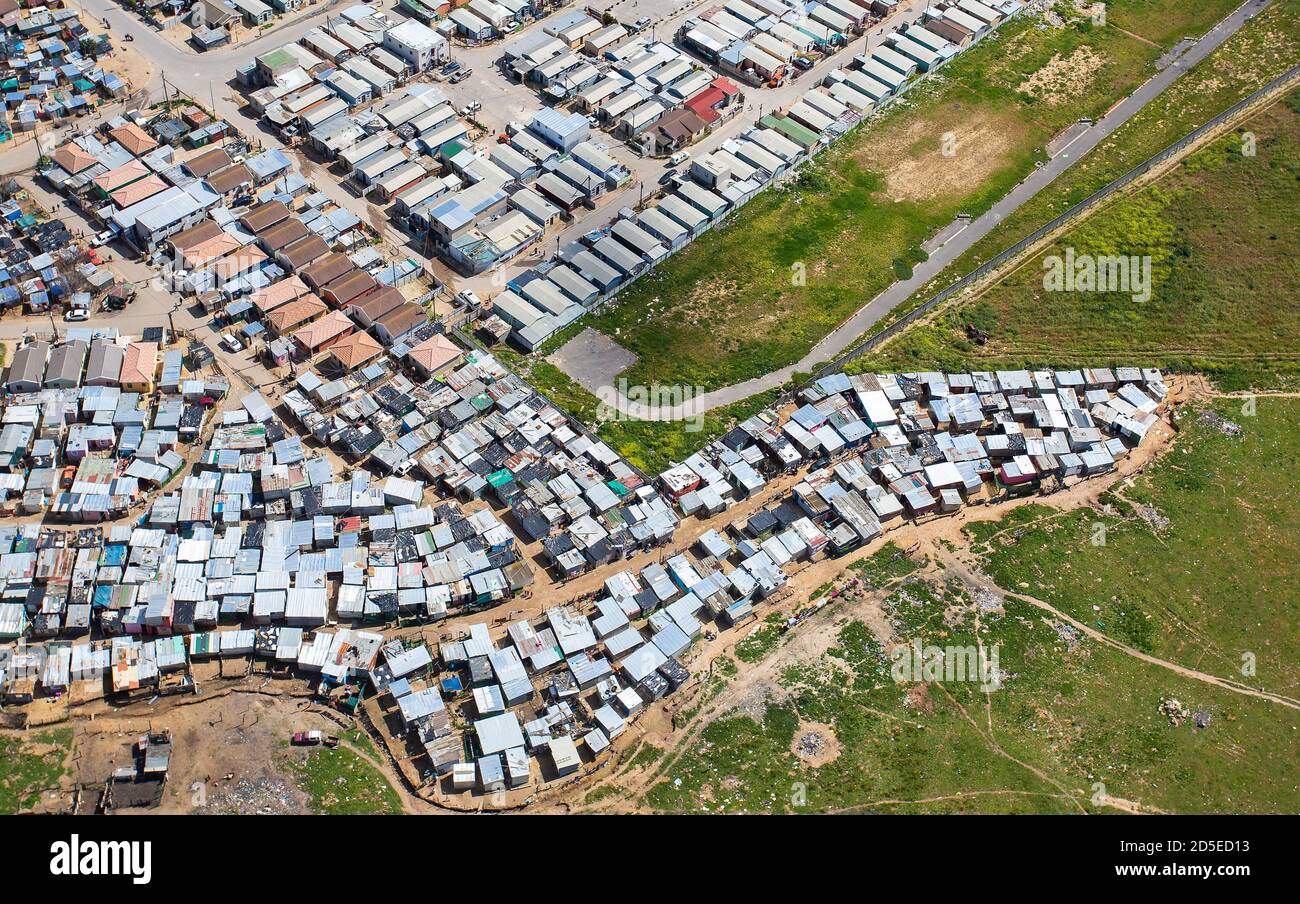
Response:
210,81,224,146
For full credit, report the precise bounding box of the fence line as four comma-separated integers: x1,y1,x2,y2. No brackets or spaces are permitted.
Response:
818,61,1300,377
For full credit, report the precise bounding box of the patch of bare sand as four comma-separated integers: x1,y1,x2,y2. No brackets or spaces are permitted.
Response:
791,720,843,768
856,108,1029,203
104,44,156,96
904,683,935,715
1019,46,1105,106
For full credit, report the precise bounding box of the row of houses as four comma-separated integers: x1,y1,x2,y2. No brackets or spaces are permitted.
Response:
661,367,1167,538
486,0,1024,349
495,113,806,349
678,0,864,89
550,32,747,152
444,0,537,45
160,193,437,362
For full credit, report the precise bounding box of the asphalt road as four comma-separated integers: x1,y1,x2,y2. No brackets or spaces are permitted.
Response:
0,0,1274,421
601,0,1276,422
0,0,934,295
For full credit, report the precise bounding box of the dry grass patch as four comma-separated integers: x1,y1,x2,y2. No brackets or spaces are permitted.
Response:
1019,45,1107,105
854,106,1032,203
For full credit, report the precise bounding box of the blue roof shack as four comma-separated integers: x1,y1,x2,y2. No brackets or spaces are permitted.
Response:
153,118,188,146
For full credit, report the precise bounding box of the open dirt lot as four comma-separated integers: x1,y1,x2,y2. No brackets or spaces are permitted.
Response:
104,43,157,96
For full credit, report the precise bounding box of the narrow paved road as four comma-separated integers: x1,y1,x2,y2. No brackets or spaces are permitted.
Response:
1,0,1276,423
0,0,937,295
598,0,1275,421
0,0,407,244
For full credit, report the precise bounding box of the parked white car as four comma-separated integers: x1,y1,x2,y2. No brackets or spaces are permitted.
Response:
668,151,690,167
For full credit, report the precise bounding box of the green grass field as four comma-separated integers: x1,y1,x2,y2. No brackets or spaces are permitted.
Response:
286,745,403,815
645,400,1300,813
942,0,1300,278
0,728,72,814
847,1,1300,388
498,345,778,475
548,0,1243,393
974,397,1300,697
849,87,1300,388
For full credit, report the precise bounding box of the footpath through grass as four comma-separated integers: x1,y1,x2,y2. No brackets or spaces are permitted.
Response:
559,0,1242,393
848,1,1300,389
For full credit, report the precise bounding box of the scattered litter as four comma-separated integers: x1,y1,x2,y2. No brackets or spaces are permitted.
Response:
1133,503,1170,532
973,588,1005,613
1198,410,1242,437
1051,619,1081,651
198,776,303,815
1159,698,1191,727
795,732,826,758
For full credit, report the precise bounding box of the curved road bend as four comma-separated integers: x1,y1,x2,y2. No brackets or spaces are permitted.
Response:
599,0,1275,422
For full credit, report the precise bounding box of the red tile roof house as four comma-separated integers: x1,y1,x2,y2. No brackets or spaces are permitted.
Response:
404,333,464,380
292,310,354,360
327,331,384,373
266,294,327,337
683,77,742,124
51,143,97,177
118,341,158,392
249,274,312,316
108,122,159,158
